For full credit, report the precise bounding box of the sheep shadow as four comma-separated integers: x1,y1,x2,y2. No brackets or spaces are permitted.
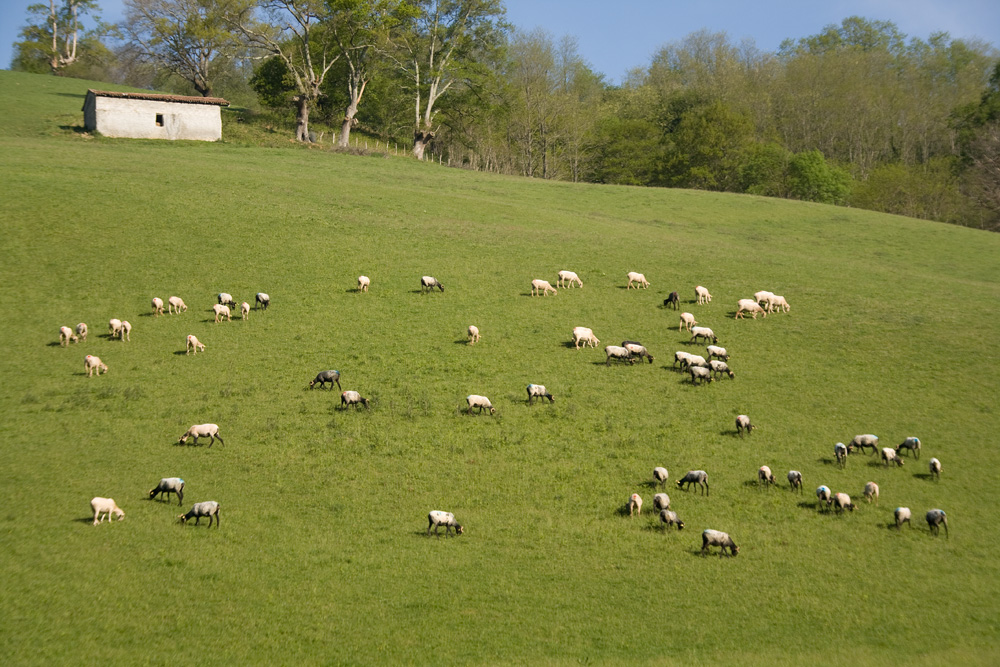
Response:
454,339,472,345
798,501,822,511
173,350,189,356
561,341,581,349
912,473,936,481
71,516,96,524
345,288,363,293
720,429,742,437
46,341,64,347
817,457,837,466
138,312,157,318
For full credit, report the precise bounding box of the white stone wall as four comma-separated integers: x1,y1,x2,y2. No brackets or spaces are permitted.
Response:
87,97,222,141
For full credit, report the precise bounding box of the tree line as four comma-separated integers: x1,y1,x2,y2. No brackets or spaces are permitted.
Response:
12,2,1000,230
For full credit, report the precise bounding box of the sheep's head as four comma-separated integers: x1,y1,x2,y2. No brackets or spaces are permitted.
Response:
730,545,740,556
178,515,187,524
148,489,157,499
488,407,496,415
676,521,685,530
113,509,125,521
455,525,464,535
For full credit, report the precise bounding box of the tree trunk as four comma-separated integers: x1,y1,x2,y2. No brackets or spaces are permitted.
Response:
413,130,434,160
295,97,310,143
339,102,358,148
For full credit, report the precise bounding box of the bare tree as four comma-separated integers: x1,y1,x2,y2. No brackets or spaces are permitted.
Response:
15,0,100,74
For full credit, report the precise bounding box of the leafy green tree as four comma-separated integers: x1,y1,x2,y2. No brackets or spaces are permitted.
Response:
12,0,105,75
661,101,754,191
787,149,851,204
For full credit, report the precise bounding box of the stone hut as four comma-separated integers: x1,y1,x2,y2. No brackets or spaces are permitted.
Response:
82,90,230,141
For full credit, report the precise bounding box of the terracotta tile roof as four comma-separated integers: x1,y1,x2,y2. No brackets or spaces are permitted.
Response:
87,89,230,106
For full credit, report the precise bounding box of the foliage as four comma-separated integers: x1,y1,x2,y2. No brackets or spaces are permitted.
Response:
250,55,297,109
12,0,109,76
787,149,852,204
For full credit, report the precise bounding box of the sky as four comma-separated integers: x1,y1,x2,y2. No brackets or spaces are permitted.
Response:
2,0,999,82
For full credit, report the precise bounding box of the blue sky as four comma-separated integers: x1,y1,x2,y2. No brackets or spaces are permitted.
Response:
3,0,998,82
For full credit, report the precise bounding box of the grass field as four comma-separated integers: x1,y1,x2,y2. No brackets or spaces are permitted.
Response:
2,70,999,665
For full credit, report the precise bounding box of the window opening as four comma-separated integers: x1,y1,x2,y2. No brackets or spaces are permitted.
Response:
155,114,164,127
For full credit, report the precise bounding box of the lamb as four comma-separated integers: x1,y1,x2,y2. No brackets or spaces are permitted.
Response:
621,341,654,364
816,485,832,509
926,509,948,536
881,447,904,467
736,298,767,319
309,370,342,390
557,270,582,288
653,493,671,511
627,493,643,516
177,424,224,447
340,390,370,409
108,318,123,339
676,470,709,495
572,326,600,349
766,295,790,313
168,296,187,314
526,384,554,404
626,272,649,289
851,434,879,456
864,481,880,504
466,395,496,415
896,437,921,459
255,292,270,310
929,457,942,480
706,345,728,361
421,276,444,292
701,529,738,557
678,312,697,331
695,285,712,304
217,292,236,309
834,442,849,467
212,304,231,323
659,509,684,530
179,501,220,527
121,320,131,342
84,355,108,376
709,360,734,379
90,497,125,525
531,278,557,296
758,465,776,487
149,478,185,505
240,302,250,320
663,291,680,309
689,326,718,344
735,415,755,438
59,326,78,346
152,297,164,316
788,470,803,492
754,290,774,305
358,276,370,292
833,492,855,513
689,366,713,384
75,322,88,341
467,325,480,345
653,467,669,487
894,507,912,529
427,510,463,536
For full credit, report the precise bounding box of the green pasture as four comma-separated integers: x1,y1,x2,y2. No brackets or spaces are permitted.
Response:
1,71,999,664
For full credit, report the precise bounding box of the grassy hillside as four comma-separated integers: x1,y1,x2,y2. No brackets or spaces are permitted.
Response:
1,70,999,665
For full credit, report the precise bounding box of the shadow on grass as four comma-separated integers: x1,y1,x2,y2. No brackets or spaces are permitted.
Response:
817,457,838,466
46,341,64,347
719,429,742,437
72,517,95,524
138,312,157,317
798,501,823,511
454,339,471,345
173,350,189,356
912,473,936,481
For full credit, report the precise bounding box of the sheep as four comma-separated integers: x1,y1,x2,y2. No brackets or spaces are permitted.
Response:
701,529,738,557
754,290,774,305
926,509,948,536
179,501,220,527
689,326,718,344
149,478,185,506
736,415,755,438
467,325,480,345
864,481,880,505
788,470,803,492
621,341,654,364
758,465,776,487
187,333,207,354
557,270,582,288
121,320,131,342
689,366,713,384
572,327,600,349
652,493,671,511
678,312,697,331
59,326,78,346
152,297,164,316
309,370,342,390
816,485,832,509
627,493,643,516
90,497,124,525
834,442,849,467
427,510,463,536
894,507,912,529
217,292,236,309
833,492,855,513
653,466,669,487
896,437,921,459
466,395,495,415
736,299,767,319
674,351,693,369
526,384,554,404
663,291,679,310
240,302,250,320
659,509,685,530
676,470,709,495
851,434,879,456
709,360,734,379
168,296,187,314
75,322,88,341
767,295,790,313
177,424,224,447
929,457,942,480
706,345,728,361
881,447,904,468
340,390,370,409
212,304,231,323
695,285,712,304
421,276,444,292
357,276,370,292
108,318,123,339
531,279,557,296
626,272,649,289
84,355,108,376
255,292,270,310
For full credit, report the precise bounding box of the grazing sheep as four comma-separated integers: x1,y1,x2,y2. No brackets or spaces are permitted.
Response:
663,291,680,310
833,492,855,513
59,326,78,346
816,485,832,509
678,312,697,331
767,295,790,313
676,470,709,495
701,529,739,557
851,434,879,456
689,326,718,344
627,493,643,516
695,285,712,305
653,467,669,487
121,320,131,342
90,497,124,525
735,415,755,438
531,279,557,296
467,325,480,345
929,457,942,480
149,478,185,505
621,341,654,364
212,304,231,323
466,395,495,415
427,510,463,536
557,270,582,288
864,481,880,504
240,302,250,320
340,390,370,409
896,437,921,459
526,384,554,404
653,493,671,511
736,299,767,319
706,345,728,361
572,326,600,349
659,509,685,530
421,276,444,292
108,318,123,339
834,442,849,467
926,509,948,536
358,276,370,292
627,272,649,289
754,290,774,305
75,322,88,341
185,335,205,355
179,501,220,527
758,465,776,487
309,370,341,390
177,424,224,447
685,353,709,368
709,360,734,379
217,293,235,308
151,297,164,316
84,355,107,376
788,470,803,492
881,447,904,468
168,296,187,314
255,292,270,310
673,351,693,369
894,507,912,529
689,366,713,384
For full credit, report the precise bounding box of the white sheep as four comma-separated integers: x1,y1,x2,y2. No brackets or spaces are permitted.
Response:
834,442,849,467
709,360,734,379
896,437,921,459
557,270,582,288
179,501,220,527
689,326,718,344
701,529,739,557
851,434,879,456
217,293,235,308
152,297,164,316
788,470,803,492
255,293,270,310
881,447,904,468
357,276,370,292
659,509,685,530
121,320,131,342
676,470,709,495
177,424,224,447
108,318,123,339
149,478,185,505
240,302,250,320
758,465,776,487
706,345,728,361
84,355,107,376
572,326,600,349
736,298,767,319
864,481,880,504
653,467,669,487
689,365,713,384
622,341,654,364
427,510,463,536
627,493,643,516
653,493,671,511
736,415,755,437
212,304,231,323
929,457,942,480
833,492,855,513
466,395,495,415
340,390,370,409
627,272,649,289
605,345,635,366
767,295,790,313
59,326,78,346
467,325,480,345
310,370,341,390
695,285,712,304
168,296,187,314
186,335,205,355
816,485,832,509
926,509,948,536
75,322,88,341
673,350,693,369
678,312,697,331
526,384,554,404
90,497,124,525
684,354,709,368
894,507,912,529
531,279,557,296
421,276,444,292
754,290,774,305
